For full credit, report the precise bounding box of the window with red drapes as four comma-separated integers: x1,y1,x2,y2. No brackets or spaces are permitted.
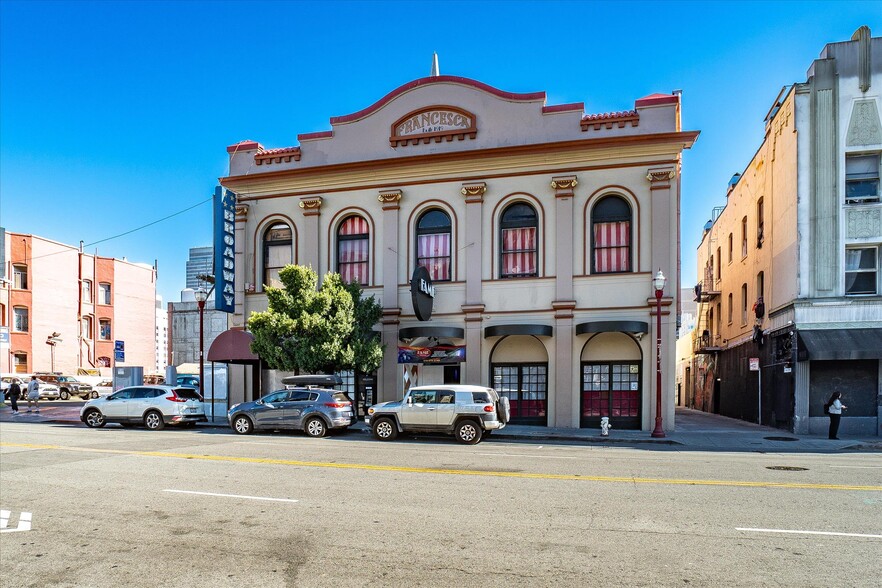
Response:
337,215,369,285
591,196,632,273
500,202,538,278
416,209,451,281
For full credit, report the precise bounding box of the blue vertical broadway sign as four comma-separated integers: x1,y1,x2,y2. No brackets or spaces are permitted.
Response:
214,186,236,313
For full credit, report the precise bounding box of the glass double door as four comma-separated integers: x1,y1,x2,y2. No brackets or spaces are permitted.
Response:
491,363,548,426
581,362,641,429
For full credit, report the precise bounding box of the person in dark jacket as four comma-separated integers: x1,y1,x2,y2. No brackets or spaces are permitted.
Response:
7,380,22,414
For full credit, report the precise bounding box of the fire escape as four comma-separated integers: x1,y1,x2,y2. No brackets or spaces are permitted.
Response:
693,206,725,354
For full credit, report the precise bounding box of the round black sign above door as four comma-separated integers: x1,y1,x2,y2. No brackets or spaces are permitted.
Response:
410,266,435,321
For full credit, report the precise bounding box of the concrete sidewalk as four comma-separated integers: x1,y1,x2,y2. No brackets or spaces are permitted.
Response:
3,403,880,453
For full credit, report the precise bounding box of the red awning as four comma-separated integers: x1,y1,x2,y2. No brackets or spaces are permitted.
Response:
207,330,260,363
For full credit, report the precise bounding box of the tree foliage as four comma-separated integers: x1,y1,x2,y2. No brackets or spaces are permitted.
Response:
247,265,384,374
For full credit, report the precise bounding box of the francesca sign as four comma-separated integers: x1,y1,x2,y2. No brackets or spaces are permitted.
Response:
214,186,236,313
410,266,435,321
391,106,477,147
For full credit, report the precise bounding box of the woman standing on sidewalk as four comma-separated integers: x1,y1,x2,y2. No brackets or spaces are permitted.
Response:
826,391,847,440
26,375,40,413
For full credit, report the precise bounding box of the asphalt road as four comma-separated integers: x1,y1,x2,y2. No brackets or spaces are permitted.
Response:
1,420,880,587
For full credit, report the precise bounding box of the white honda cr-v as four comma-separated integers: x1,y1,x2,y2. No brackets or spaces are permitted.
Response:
80,385,206,430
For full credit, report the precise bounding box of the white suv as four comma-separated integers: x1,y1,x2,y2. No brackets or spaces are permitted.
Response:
80,385,206,430
366,385,510,444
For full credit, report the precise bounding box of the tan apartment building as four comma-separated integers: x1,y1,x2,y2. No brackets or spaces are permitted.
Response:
2,231,157,375
690,28,881,437
219,73,698,431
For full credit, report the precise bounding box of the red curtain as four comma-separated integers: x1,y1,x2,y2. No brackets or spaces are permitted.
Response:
501,227,537,276
593,221,630,273
417,233,451,281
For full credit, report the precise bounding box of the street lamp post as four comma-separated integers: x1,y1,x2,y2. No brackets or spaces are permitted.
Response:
651,270,667,438
46,332,63,373
193,289,208,403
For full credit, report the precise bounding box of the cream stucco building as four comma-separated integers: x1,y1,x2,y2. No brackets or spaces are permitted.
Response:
690,27,881,437
219,73,698,431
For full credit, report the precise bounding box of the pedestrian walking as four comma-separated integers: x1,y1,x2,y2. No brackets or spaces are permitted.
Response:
26,376,41,413
826,391,847,440
7,380,22,414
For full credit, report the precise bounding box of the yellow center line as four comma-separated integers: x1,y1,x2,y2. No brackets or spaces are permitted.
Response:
3,442,881,492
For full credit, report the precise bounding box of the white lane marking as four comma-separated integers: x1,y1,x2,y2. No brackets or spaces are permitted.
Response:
163,489,298,503
0,511,32,533
477,452,577,459
736,527,882,539
829,465,882,469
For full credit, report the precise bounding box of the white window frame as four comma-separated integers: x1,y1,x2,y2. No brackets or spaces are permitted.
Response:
845,246,879,296
845,152,880,204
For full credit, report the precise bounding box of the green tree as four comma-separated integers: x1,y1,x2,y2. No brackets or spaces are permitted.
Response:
342,281,384,374
247,265,385,375
248,265,355,373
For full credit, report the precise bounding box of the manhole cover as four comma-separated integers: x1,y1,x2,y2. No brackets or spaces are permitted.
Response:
766,466,809,471
764,436,799,441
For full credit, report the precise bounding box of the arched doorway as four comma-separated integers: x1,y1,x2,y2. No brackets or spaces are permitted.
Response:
490,335,549,426
580,332,643,429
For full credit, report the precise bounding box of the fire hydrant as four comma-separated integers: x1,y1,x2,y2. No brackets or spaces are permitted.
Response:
600,417,611,436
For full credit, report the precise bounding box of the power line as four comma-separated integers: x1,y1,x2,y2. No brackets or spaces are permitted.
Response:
15,197,212,263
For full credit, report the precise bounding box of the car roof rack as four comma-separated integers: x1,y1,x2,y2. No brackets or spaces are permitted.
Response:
280,374,343,388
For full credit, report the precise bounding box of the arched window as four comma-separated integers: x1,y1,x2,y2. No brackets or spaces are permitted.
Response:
591,196,631,273
500,203,538,278
263,223,292,288
416,209,451,281
337,215,369,285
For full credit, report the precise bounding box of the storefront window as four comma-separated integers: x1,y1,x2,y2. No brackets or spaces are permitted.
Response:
337,215,369,285
491,363,547,425
416,209,451,281
499,203,538,278
581,362,641,429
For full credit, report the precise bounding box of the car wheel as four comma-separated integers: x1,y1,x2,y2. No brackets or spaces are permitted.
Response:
233,415,253,435
372,418,398,441
84,409,106,428
90,391,99,399
144,411,165,430
59,390,70,401
304,417,328,438
455,420,482,445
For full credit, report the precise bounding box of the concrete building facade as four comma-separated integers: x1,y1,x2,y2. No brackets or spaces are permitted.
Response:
2,232,157,375
185,246,213,290
689,27,881,437
219,74,698,431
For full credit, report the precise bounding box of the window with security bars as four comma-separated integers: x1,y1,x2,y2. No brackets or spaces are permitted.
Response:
500,203,538,278
416,209,452,281
338,216,369,285
491,363,547,423
581,363,640,419
591,196,632,273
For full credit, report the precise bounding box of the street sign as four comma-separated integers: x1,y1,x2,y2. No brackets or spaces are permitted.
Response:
0,326,9,347
749,357,760,371
114,350,125,361
114,340,124,352
783,365,792,373
114,340,125,362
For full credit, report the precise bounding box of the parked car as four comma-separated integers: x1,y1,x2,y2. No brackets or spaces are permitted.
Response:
34,373,96,400
366,385,510,444
33,379,61,401
94,380,114,397
80,385,205,430
176,375,200,389
227,387,356,437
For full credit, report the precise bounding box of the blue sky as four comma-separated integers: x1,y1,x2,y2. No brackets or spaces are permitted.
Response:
2,0,880,305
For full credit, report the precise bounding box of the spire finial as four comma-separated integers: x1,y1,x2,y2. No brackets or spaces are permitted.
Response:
430,52,440,77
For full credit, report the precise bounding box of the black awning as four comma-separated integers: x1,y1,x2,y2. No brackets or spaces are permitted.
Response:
576,321,649,336
484,324,553,338
797,328,882,360
399,326,465,340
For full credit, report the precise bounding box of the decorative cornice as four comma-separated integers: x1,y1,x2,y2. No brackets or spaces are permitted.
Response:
581,110,639,131
461,181,487,203
646,167,676,183
255,147,302,165
299,196,323,216
551,175,578,198
461,303,486,314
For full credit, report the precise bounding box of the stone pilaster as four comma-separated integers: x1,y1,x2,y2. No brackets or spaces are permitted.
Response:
461,182,486,385
378,189,402,310
233,202,249,328
298,196,323,273
379,308,401,403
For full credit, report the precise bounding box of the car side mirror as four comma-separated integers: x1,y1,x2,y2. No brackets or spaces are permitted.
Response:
406,397,413,406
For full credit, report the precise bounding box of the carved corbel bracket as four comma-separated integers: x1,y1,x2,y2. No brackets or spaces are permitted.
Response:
378,189,403,210
551,175,578,198
299,196,323,216
461,182,487,203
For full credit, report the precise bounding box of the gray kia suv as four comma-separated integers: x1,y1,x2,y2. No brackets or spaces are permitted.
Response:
227,387,356,437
